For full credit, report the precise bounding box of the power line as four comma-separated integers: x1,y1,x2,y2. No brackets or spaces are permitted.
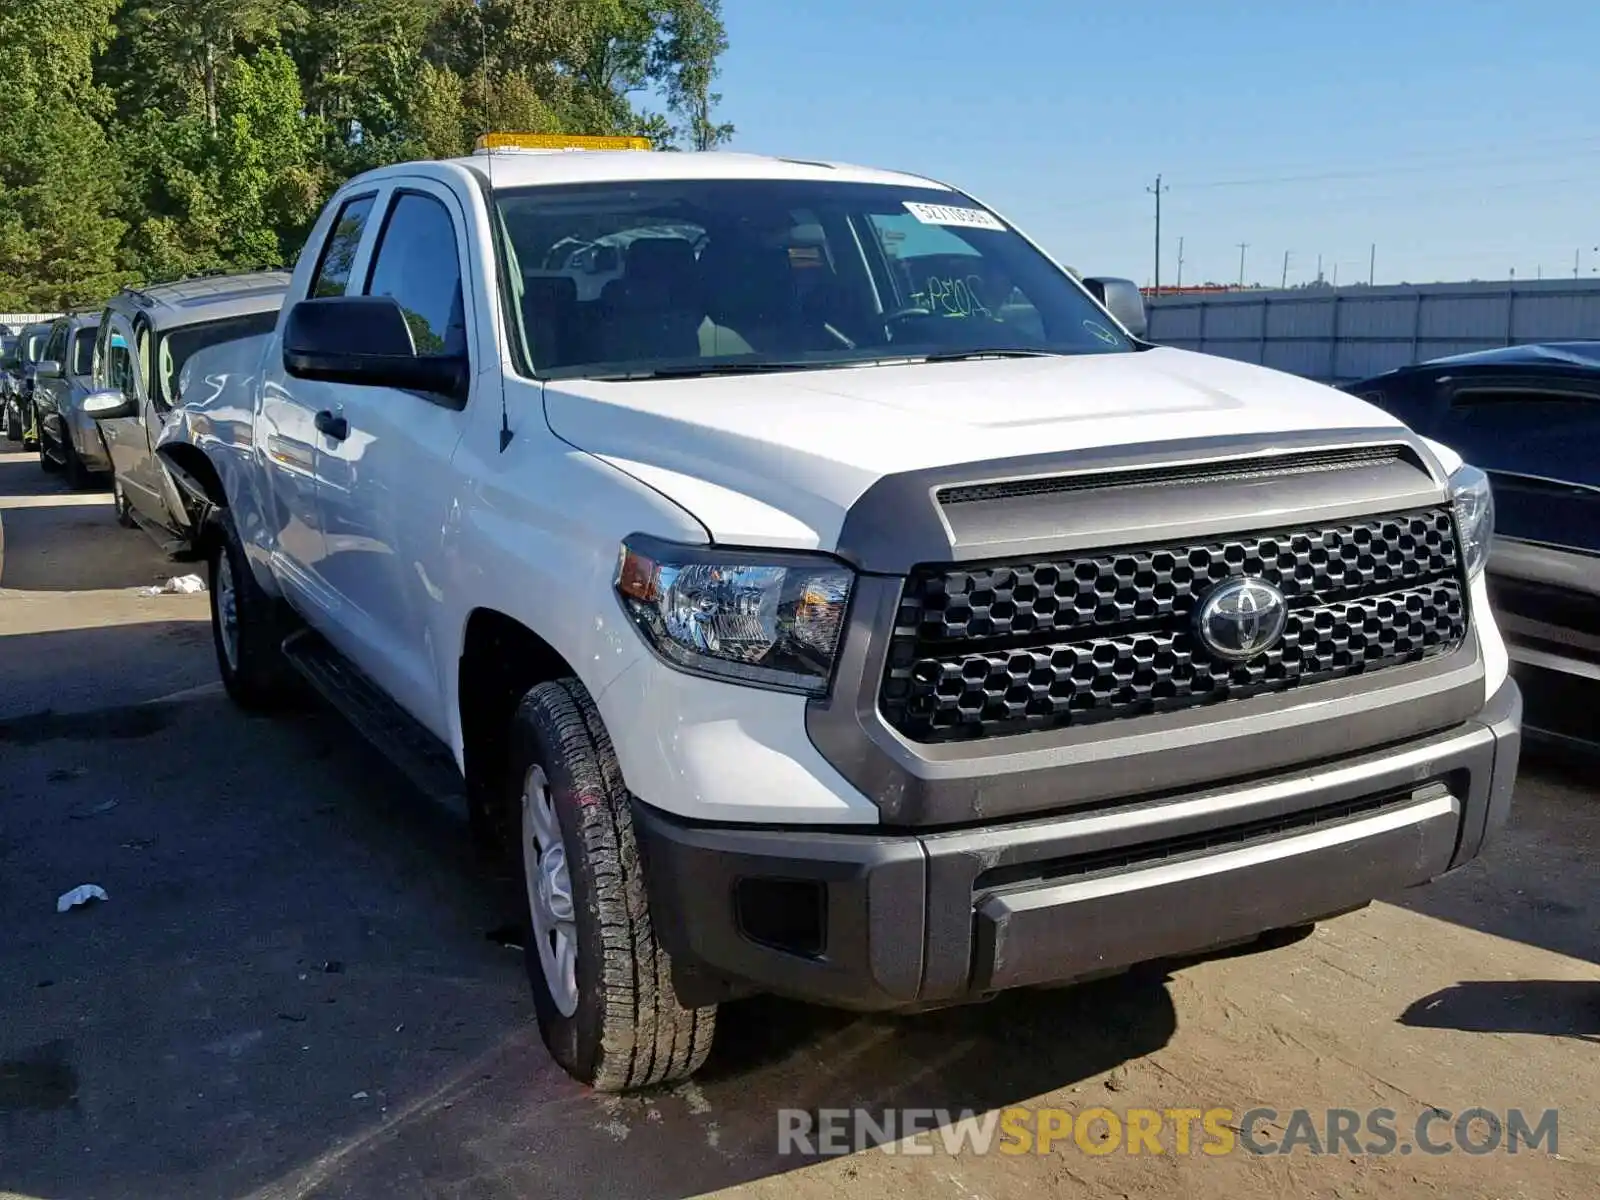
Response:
1175,134,1600,191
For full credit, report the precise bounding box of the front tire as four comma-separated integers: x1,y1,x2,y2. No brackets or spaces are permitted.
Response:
509,679,716,1092
207,510,299,711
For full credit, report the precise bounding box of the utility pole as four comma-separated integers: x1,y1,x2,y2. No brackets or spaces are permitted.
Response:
1316,253,1324,285
1237,242,1248,288
1281,250,1291,289
1369,243,1376,286
1332,262,1339,288
1175,236,1185,289
1575,248,1581,279
1146,175,1168,294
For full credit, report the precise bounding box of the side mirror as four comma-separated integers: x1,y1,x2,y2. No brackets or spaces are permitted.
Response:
1081,277,1148,340
83,389,136,420
34,359,61,380
282,296,468,407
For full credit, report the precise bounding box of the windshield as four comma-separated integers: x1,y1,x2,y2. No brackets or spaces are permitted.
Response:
494,179,1131,380
155,310,280,407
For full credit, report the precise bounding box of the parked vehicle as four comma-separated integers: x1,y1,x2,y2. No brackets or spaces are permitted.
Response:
31,309,111,487
84,272,289,548
157,136,1520,1092
2,334,20,441
1346,343,1599,752
13,322,53,450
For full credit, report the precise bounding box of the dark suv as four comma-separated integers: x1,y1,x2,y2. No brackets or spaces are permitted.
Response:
1346,343,1599,752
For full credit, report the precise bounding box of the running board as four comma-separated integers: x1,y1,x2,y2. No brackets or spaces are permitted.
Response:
281,629,469,820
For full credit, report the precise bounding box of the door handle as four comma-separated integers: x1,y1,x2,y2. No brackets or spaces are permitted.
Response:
314,410,349,441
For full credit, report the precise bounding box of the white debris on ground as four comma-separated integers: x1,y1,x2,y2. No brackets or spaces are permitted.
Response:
138,574,207,596
56,884,109,912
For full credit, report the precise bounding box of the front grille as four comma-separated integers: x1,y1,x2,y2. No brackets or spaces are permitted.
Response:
880,507,1469,743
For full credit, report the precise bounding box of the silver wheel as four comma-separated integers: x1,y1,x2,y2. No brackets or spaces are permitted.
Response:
522,764,579,1017
215,551,240,674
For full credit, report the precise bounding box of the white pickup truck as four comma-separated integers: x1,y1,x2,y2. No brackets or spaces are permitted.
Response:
158,138,1522,1093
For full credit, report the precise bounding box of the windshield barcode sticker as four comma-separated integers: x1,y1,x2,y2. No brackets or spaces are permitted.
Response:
903,202,1005,231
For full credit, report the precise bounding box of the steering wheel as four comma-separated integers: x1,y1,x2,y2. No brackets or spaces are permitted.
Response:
883,306,934,341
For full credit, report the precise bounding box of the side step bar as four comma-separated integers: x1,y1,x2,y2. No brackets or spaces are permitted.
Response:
281,629,469,820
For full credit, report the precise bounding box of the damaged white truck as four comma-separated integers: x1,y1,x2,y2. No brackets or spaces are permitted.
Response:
154,135,1521,1092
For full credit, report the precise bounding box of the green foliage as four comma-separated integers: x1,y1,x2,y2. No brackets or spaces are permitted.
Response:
0,0,733,308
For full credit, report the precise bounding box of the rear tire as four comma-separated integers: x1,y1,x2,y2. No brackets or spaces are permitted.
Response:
60,429,90,490
4,402,19,442
509,679,716,1092
38,427,60,474
207,510,300,712
112,477,137,528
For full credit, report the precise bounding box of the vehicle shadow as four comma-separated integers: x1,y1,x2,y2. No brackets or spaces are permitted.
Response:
1397,751,1599,966
0,620,215,723
1399,980,1600,1041
0,670,1178,1200
0,499,166,592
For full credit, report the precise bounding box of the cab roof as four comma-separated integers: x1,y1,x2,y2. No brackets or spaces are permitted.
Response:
393,149,953,194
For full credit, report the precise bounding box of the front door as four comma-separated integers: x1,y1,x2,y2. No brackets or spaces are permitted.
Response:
94,316,166,521
311,180,477,731
256,189,384,616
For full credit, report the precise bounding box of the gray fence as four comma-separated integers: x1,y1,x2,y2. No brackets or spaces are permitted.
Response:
1146,279,1600,385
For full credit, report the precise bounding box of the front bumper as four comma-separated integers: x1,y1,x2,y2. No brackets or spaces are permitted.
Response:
635,678,1521,1012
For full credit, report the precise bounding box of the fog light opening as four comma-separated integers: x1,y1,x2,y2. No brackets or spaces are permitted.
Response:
733,877,827,958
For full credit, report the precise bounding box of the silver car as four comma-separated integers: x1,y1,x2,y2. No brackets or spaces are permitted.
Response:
85,272,289,551
32,310,113,488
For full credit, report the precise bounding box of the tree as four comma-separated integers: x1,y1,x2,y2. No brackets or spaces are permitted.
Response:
0,0,129,308
0,0,733,303
655,0,733,150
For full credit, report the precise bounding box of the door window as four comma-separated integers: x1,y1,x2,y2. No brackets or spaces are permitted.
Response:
70,327,98,377
364,191,468,359
106,325,139,405
43,322,67,364
1440,384,1599,551
310,194,377,299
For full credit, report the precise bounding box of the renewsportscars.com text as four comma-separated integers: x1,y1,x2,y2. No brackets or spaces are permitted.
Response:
777,1106,1559,1158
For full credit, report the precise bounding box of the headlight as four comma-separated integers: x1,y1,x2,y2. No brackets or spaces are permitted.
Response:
615,536,855,695
1449,463,1494,579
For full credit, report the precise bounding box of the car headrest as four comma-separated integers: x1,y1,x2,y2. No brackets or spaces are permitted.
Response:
623,237,698,284
700,239,799,326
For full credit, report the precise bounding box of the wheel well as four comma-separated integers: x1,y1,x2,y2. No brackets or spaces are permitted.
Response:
459,609,575,853
158,443,227,506
157,443,228,549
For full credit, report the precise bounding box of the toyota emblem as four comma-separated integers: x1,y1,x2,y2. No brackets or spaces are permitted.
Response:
1194,577,1289,662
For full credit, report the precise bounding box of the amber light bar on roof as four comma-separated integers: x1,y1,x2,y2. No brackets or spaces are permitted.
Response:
474,132,653,152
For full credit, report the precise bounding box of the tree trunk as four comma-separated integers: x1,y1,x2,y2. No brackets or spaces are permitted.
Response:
205,42,218,129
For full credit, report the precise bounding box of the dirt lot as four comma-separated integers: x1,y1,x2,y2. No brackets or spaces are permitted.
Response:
1,446,1596,1200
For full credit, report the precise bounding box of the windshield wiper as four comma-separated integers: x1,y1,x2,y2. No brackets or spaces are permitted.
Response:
918,348,1068,363
588,360,838,381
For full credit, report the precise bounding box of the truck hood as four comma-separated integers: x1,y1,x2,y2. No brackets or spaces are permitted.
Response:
543,346,1411,552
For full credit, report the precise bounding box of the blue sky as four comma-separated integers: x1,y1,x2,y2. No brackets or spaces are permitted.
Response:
716,1,1600,287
